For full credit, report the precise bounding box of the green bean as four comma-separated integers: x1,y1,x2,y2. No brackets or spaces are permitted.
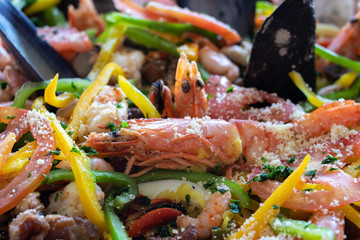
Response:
125,26,180,57
270,216,335,240
315,43,360,73
105,12,218,44
104,189,131,240
12,78,91,109
133,169,251,209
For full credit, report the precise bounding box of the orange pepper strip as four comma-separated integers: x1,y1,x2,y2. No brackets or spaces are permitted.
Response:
228,155,311,240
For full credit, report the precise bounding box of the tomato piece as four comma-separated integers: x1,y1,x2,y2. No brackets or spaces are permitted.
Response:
0,107,54,215
128,207,182,237
145,1,241,45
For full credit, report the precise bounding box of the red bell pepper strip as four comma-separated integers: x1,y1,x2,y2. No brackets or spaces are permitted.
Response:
0,107,55,215
145,1,241,45
128,208,182,237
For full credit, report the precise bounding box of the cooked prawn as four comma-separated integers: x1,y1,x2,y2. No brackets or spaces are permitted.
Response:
176,191,231,239
0,40,12,70
174,52,207,118
68,0,105,37
84,117,242,174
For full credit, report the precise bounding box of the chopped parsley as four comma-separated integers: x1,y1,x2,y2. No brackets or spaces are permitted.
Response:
305,169,317,180
229,199,241,214
304,188,313,192
27,171,31,178
253,164,293,182
70,145,81,155
203,180,227,194
185,194,191,206
60,122,68,129
226,86,234,93
67,131,73,136
261,157,268,163
242,154,247,163
7,115,15,119
328,167,339,172
321,155,338,164
79,146,98,156
0,81,8,90
54,192,62,202
287,155,296,164
272,204,280,209
207,94,212,99
105,122,117,132
355,165,360,170
45,148,61,156
116,103,123,108
119,121,129,129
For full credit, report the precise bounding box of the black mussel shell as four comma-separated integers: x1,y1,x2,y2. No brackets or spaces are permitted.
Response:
177,0,255,38
243,0,316,102
0,0,78,81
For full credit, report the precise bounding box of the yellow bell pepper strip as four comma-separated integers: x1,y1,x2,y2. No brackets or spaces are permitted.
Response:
335,71,358,88
0,132,17,174
33,98,107,232
23,0,61,16
340,205,360,229
88,24,126,81
118,75,161,118
343,159,360,178
45,74,76,108
289,71,334,108
67,63,125,140
177,43,199,61
228,154,311,240
52,121,107,232
2,141,36,175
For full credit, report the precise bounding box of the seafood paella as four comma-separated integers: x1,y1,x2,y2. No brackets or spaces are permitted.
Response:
1,0,360,239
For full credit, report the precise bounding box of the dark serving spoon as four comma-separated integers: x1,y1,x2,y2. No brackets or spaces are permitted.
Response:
0,0,78,82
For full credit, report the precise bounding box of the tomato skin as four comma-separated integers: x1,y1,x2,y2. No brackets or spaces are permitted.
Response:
128,207,182,237
0,108,54,215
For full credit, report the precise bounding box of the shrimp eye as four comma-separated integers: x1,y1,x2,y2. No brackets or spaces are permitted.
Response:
181,80,191,93
196,78,204,89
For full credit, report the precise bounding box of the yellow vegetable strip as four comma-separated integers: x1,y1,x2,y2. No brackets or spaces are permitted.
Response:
343,159,360,178
118,75,161,118
228,154,311,240
177,43,199,61
289,71,334,107
341,205,360,229
45,74,75,108
0,132,17,174
88,24,126,81
24,0,61,15
2,141,37,174
67,63,125,140
33,97,107,232
335,71,357,88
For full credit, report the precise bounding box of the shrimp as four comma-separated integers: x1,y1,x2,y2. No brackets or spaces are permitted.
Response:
78,86,128,138
0,66,26,103
176,191,231,239
68,0,105,37
199,45,240,82
0,40,12,70
149,80,175,118
174,52,207,118
84,117,242,174
205,75,304,122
